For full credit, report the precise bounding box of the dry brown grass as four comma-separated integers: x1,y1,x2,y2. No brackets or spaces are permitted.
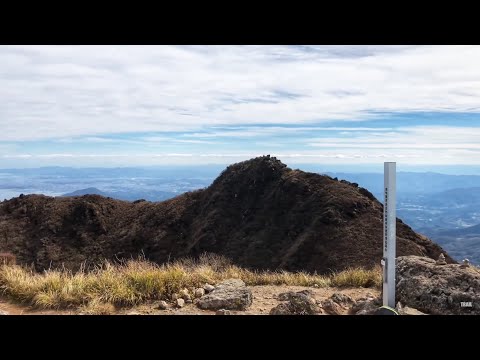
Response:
0,254,381,311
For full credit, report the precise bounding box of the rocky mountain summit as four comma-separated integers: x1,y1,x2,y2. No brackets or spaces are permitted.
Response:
0,156,453,273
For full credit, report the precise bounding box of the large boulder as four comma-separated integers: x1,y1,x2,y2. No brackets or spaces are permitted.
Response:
196,279,252,311
270,290,321,315
396,256,480,315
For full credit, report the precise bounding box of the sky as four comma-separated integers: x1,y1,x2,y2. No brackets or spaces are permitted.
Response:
2,45,480,169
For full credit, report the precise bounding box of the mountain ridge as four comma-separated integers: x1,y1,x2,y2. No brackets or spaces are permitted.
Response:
0,156,454,272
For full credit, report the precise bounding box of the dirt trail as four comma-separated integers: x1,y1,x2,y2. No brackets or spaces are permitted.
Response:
0,286,380,315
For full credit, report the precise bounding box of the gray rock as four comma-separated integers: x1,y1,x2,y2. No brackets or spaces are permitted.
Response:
179,288,190,299
270,291,321,315
460,259,470,268
270,303,292,315
351,297,381,315
203,284,215,293
171,293,179,301
196,279,252,311
195,288,205,298
396,255,480,315
0,310,9,315
277,289,314,301
436,253,447,265
330,293,356,307
355,309,371,315
396,302,426,315
176,298,185,308
321,299,343,315
157,301,169,310
323,293,357,314
215,309,231,315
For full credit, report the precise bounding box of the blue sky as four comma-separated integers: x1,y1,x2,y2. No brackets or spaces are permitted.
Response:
2,45,480,168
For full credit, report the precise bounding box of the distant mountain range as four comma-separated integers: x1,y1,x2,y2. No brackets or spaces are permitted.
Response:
62,187,176,202
323,172,480,196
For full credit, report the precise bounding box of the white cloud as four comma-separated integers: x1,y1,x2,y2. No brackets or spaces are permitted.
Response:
2,45,480,142
1,150,474,167
307,126,480,149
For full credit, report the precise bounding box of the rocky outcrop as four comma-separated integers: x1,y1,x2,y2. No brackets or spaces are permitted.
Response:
396,256,480,315
196,279,252,311
270,290,321,315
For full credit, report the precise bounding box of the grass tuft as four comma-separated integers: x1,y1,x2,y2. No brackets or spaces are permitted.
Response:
330,266,382,288
0,254,381,311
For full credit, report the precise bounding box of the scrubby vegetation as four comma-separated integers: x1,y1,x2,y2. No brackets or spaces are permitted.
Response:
0,254,381,312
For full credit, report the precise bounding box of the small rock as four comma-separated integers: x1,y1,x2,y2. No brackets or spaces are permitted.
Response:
271,291,321,315
330,293,355,307
176,298,185,308
355,309,370,315
436,253,447,265
157,301,168,310
179,288,190,299
195,288,205,298
186,299,193,304
460,259,470,268
171,293,179,301
277,289,314,301
0,310,9,315
397,304,426,315
183,294,192,302
197,279,252,311
321,299,343,315
351,297,381,315
216,309,231,315
203,284,215,293
270,303,292,315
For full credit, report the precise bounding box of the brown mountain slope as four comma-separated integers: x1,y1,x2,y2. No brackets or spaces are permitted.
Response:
0,156,454,272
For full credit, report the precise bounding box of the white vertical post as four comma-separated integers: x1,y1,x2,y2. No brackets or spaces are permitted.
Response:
383,162,396,308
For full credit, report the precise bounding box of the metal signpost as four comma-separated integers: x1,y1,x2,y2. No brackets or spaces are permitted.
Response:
382,162,396,309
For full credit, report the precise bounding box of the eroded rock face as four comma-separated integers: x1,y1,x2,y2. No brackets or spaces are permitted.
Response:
396,256,480,315
270,290,321,315
196,279,252,311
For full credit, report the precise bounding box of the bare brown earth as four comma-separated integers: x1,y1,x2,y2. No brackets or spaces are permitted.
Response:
0,156,454,273
0,286,380,315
